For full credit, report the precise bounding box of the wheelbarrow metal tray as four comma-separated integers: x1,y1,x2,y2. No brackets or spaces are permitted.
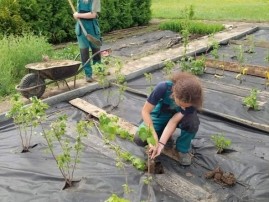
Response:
25,60,81,80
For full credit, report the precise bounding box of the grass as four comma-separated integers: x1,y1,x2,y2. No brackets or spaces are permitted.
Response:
151,0,269,22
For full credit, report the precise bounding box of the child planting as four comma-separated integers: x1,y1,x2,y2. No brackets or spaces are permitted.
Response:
134,72,203,165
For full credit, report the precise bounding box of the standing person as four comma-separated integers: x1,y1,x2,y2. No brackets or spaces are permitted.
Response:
73,0,101,82
134,72,203,166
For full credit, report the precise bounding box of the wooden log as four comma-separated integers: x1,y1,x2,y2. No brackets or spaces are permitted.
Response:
204,58,269,78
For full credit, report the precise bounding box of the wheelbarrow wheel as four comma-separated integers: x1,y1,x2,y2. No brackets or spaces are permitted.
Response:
19,73,46,99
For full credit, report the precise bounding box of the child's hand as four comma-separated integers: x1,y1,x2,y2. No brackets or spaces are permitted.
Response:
150,143,164,159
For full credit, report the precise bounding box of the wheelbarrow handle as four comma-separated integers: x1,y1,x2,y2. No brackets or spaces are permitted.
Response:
77,48,112,74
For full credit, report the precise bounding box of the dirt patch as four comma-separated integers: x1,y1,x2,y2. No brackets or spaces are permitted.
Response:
25,60,81,70
205,166,236,186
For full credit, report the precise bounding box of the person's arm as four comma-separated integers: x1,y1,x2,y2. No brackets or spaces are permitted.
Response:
73,0,100,20
151,112,184,159
141,101,158,143
73,12,97,20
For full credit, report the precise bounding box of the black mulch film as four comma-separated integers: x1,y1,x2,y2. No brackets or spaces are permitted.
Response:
1,28,269,202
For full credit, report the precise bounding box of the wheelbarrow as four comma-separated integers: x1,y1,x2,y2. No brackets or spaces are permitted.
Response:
16,48,111,99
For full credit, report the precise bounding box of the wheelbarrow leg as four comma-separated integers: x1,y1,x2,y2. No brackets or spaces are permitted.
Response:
64,79,71,90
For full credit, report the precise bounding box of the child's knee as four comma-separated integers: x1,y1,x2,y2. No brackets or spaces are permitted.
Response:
178,112,200,133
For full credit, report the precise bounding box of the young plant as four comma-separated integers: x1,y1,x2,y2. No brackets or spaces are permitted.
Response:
6,95,48,152
245,35,255,54
180,56,205,75
265,52,269,88
163,60,175,77
144,72,154,94
137,125,157,202
242,88,259,110
97,114,146,201
114,59,127,108
105,194,130,202
233,45,247,83
42,115,92,189
211,133,231,154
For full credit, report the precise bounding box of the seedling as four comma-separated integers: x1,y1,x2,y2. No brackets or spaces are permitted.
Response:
114,59,127,108
242,88,259,110
144,72,154,94
138,125,157,201
211,133,231,154
105,194,130,202
42,115,92,189
233,45,247,83
180,56,205,75
163,60,175,77
6,95,48,152
245,35,255,54
96,114,146,201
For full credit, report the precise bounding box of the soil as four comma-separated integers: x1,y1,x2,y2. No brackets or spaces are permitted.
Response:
204,166,236,186
25,60,81,70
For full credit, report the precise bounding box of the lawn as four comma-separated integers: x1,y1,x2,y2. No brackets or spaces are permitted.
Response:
151,0,269,22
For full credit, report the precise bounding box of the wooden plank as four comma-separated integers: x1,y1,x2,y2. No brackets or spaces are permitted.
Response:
204,58,269,78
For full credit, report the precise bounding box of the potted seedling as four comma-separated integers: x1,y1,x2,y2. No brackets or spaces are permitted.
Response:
41,115,92,189
211,133,231,154
6,95,48,152
242,88,259,110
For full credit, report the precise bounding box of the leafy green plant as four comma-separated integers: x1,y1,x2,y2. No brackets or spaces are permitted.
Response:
42,115,92,189
180,56,205,75
211,133,231,154
242,88,259,110
105,193,130,202
6,95,48,152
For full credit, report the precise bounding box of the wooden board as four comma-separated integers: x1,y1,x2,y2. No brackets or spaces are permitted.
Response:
204,58,269,78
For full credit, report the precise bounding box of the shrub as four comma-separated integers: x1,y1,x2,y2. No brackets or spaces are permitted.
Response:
0,33,52,96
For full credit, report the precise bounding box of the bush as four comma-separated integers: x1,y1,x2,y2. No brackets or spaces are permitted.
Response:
0,33,52,96
0,0,29,36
